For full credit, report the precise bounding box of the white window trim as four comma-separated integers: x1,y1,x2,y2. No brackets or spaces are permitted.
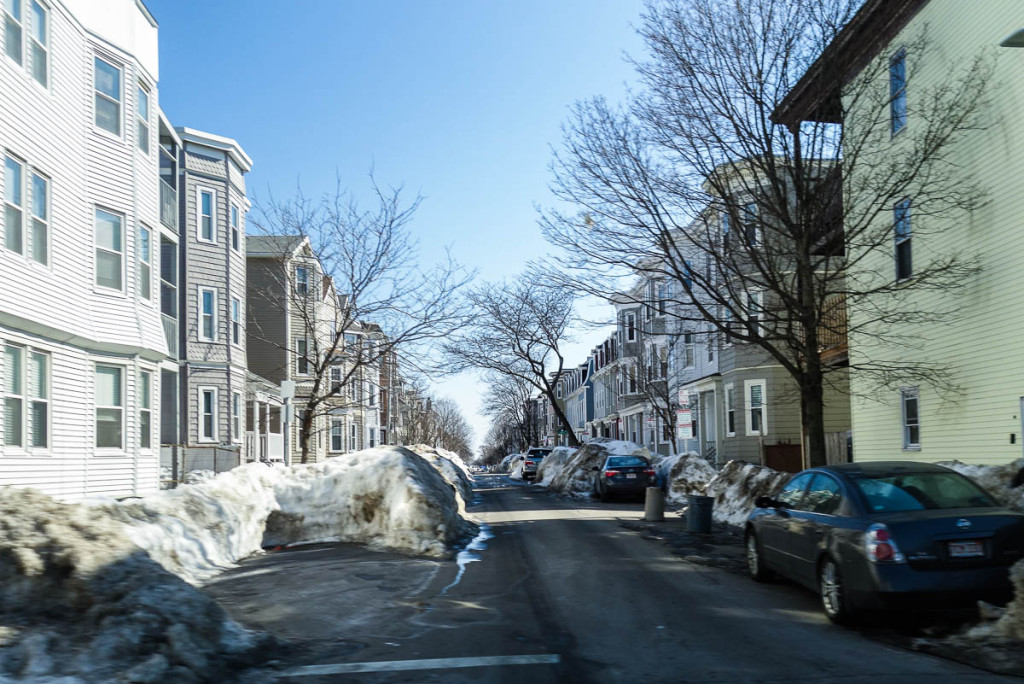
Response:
94,362,125,452
93,54,123,139
197,286,218,342
198,386,218,443
29,169,48,267
28,0,50,90
295,265,310,296
626,313,636,342
138,223,152,303
4,0,24,67
901,386,920,451
138,368,152,451
744,379,767,437
725,383,736,437
94,206,125,294
230,297,241,346
136,82,150,155
329,417,345,452
295,338,310,376
231,391,241,443
4,154,25,256
196,187,217,244
230,202,241,252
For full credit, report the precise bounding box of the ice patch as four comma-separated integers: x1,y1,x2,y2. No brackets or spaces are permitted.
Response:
440,524,494,595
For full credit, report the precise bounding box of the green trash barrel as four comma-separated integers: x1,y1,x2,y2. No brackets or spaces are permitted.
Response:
687,495,714,533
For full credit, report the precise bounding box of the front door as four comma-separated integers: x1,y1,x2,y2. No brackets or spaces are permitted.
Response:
701,391,717,461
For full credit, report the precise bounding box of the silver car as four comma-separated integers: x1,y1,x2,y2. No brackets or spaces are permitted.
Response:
522,448,552,480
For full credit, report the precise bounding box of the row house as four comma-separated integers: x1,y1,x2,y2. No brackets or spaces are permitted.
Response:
586,333,619,440
775,0,1024,467
560,356,594,446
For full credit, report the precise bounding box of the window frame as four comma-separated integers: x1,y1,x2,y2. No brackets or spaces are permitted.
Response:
295,265,309,296
349,422,357,451
4,154,25,255
295,338,309,376
626,313,636,342
29,169,47,265
28,0,47,88
894,198,912,281
138,224,152,301
94,363,125,451
230,203,240,251
330,417,344,452
745,379,766,437
136,82,150,155
198,386,218,443
4,0,23,66
231,391,241,443
901,386,920,450
889,48,907,137
197,286,218,342
94,207,125,292
3,343,24,448
196,187,216,244
230,297,241,345
139,369,152,450
742,202,760,247
725,383,736,437
93,55,123,137
682,332,695,369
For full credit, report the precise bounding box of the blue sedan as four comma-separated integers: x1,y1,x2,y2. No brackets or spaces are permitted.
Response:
745,461,1024,623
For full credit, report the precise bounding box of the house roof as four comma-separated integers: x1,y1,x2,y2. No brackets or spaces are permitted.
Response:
773,0,929,126
246,235,308,258
175,126,254,172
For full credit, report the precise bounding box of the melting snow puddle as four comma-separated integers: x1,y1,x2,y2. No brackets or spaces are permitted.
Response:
440,525,493,595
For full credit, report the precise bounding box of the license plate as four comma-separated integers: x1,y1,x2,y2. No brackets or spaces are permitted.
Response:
949,541,984,558
626,473,637,479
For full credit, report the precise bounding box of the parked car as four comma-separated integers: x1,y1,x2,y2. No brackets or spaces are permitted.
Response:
744,461,1024,624
593,455,657,502
522,447,552,481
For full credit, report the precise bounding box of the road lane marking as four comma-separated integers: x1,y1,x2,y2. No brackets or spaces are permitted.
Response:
278,654,560,676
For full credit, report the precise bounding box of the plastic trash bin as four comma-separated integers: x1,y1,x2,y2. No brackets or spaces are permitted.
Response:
687,494,714,533
644,487,665,521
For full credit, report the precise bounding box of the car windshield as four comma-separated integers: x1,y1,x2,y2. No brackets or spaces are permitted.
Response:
853,472,999,512
606,456,649,468
528,452,547,460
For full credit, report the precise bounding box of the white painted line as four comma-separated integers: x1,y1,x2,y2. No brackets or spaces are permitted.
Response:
279,654,560,677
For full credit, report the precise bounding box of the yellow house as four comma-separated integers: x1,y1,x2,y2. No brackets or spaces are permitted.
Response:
778,0,1024,466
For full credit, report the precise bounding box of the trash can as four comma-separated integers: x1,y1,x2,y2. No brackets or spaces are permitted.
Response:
644,487,665,522
687,494,714,533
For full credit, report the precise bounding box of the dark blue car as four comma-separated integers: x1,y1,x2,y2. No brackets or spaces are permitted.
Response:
745,461,1024,623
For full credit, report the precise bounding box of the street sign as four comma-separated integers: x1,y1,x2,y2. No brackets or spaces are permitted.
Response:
280,380,296,400
677,409,693,439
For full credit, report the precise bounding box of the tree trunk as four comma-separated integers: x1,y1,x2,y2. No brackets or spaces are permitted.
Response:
800,371,827,468
544,388,580,447
300,408,313,464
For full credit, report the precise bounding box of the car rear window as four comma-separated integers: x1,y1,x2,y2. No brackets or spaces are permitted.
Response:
607,456,649,468
528,451,549,460
853,472,998,512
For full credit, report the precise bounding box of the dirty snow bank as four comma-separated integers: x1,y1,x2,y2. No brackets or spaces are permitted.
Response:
653,453,719,504
497,453,524,475
544,439,648,497
705,460,790,526
406,444,475,507
0,487,270,683
536,447,577,487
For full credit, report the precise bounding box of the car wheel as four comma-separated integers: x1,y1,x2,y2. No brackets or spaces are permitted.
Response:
600,487,611,503
819,556,856,624
745,531,772,582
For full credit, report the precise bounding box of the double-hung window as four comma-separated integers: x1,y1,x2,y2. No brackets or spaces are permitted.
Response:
199,387,217,442
3,345,47,449
369,427,376,448
725,384,736,436
198,287,217,341
4,0,22,65
232,391,241,442
230,297,241,345
138,225,152,300
4,155,23,254
198,189,215,242
743,203,759,246
330,365,342,392
747,291,763,335
3,345,23,446
29,0,46,86
296,338,309,375
95,364,123,449
136,85,150,154
94,56,122,135
682,332,695,368
901,387,920,450
230,204,240,251
30,171,46,264
626,313,636,341
890,49,907,136
330,418,344,451
295,266,309,295
139,370,151,449
95,208,123,291
746,380,766,436
349,423,357,450
894,198,912,280
27,349,46,448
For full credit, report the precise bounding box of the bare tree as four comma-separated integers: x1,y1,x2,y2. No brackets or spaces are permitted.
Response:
480,414,522,466
445,275,580,447
431,397,475,459
481,373,536,450
249,179,473,463
541,0,992,466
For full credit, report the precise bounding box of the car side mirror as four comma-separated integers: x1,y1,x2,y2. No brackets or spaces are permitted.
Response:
756,496,777,509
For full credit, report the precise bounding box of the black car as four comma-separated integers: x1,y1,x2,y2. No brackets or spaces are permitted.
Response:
745,461,1024,623
593,455,657,501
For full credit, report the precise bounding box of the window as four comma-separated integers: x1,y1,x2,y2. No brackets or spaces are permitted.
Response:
4,0,21,64
776,472,813,509
747,291,763,334
890,49,907,136
295,265,309,295
94,56,122,135
296,338,309,375
198,189,215,242
138,225,151,300
894,198,912,281
136,85,150,154
330,365,342,392
232,391,241,442
369,427,376,448
199,387,217,442
901,386,920,450
231,298,241,344
95,364,123,449
349,423,357,450
95,208,123,290
743,203,759,246
198,287,217,341
746,380,765,436
4,155,23,254
626,313,636,341
330,418,344,452
682,332,695,368
28,0,45,86
3,345,22,446
725,384,735,436
805,474,843,515
230,204,240,251
368,383,376,406
139,370,151,449
721,211,730,240
657,283,667,315
29,171,46,264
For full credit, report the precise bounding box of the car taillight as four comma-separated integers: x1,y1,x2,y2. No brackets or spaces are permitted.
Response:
605,470,619,477
865,523,905,563
525,460,534,466
644,469,656,476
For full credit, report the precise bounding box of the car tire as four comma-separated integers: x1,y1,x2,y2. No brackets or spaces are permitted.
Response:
600,487,611,503
745,530,772,582
819,555,857,625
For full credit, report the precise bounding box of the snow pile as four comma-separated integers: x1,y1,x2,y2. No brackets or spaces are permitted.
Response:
544,439,648,497
705,460,790,526
653,452,719,504
939,459,1024,510
536,447,577,487
405,444,475,507
497,453,524,474
509,458,525,481
0,487,269,683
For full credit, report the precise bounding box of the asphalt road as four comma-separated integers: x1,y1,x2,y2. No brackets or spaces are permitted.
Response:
206,474,1014,683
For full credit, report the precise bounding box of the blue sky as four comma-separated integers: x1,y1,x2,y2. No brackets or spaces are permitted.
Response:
148,0,647,451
